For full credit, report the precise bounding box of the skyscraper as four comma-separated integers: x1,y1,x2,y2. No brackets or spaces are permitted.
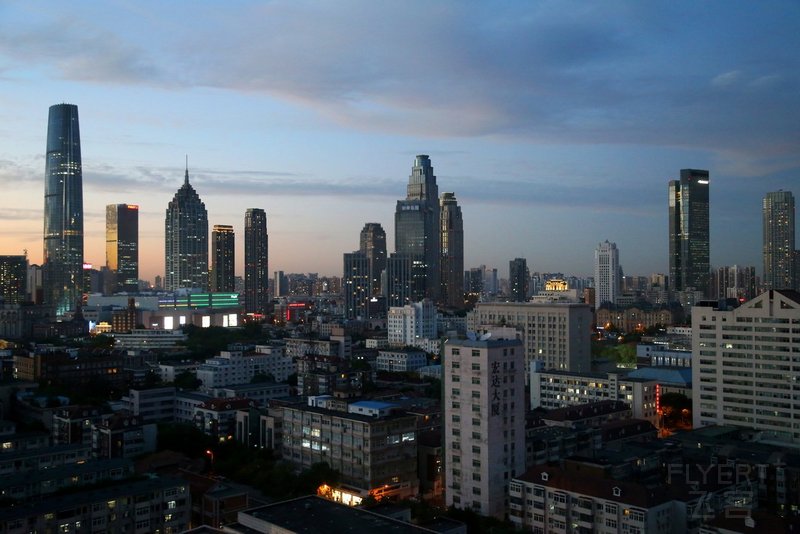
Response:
211,224,236,293
763,190,795,290
105,204,139,294
508,258,529,302
395,155,440,302
343,251,370,320
0,255,27,304
668,169,710,295
439,192,464,309
594,240,620,308
244,208,269,315
43,103,83,315
359,223,386,297
165,165,208,291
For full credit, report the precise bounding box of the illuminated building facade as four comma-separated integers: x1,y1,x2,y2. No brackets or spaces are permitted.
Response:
244,208,269,315
211,224,236,293
43,103,84,316
105,204,139,294
0,255,27,304
439,192,464,309
343,251,370,320
668,169,710,295
763,190,795,290
164,165,208,291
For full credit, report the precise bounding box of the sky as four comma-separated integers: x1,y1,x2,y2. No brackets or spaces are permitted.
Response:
0,1,798,282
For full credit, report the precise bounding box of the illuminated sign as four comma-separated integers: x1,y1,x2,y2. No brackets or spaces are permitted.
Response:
126,205,139,210
697,180,709,184
83,263,93,270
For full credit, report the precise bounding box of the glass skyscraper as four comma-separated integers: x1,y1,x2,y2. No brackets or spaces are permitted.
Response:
165,166,208,291
668,169,710,295
359,222,387,297
439,192,464,309
106,204,139,294
395,155,440,302
763,190,796,290
43,103,84,316
244,208,269,315
509,257,529,302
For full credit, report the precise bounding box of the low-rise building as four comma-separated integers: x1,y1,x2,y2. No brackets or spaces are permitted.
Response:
92,413,157,459
376,349,428,373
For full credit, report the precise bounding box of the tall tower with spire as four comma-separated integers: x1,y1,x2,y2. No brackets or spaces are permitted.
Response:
164,161,208,291
394,155,440,301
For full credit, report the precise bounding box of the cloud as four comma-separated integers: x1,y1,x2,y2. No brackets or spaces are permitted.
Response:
711,70,742,87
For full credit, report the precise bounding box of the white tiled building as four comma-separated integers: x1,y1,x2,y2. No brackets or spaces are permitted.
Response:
387,299,438,348
693,290,800,444
444,338,526,519
376,349,429,372
196,349,292,391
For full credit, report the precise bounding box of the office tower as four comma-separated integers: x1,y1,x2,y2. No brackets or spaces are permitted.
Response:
43,103,83,315
469,302,592,373
466,268,483,296
343,251,370,319
273,271,287,298
439,192,464,309
244,208,269,315
164,165,208,291
508,258,529,302
359,223,387,297
105,204,139,294
692,290,800,443
211,225,236,293
395,155,440,301
594,241,620,308
384,253,426,308
0,256,27,304
444,338,525,519
668,169,710,295
763,191,795,290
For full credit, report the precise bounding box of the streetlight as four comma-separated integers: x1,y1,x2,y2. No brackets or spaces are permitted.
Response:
205,449,214,472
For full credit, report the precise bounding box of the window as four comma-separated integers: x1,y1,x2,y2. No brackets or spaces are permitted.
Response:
471,363,481,371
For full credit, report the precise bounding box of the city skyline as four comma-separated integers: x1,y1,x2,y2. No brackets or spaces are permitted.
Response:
0,2,798,281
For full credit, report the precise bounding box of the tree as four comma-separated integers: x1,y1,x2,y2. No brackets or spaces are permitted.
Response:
174,370,201,390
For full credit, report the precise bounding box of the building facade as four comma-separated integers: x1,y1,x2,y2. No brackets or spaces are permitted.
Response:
343,251,370,320
244,208,269,315
105,204,139,294
359,223,387,298
43,103,84,316
763,190,795,290
594,241,620,309
509,258,529,303
443,338,526,519
668,169,710,295
693,289,800,444
439,192,464,309
164,166,208,291
211,224,236,293
395,155,440,302
387,298,438,348
0,255,27,304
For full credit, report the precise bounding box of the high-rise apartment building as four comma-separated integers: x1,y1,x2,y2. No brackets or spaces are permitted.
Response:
211,224,235,293
444,338,525,519
43,103,83,315
440,192,464,309
273,271,287,298
164,166,208,291
693,290,800,444
343,251,370,320
105,204,139,294
468,302,592,373
594,240,620,308
395,155,440,302
387,298,437,347
713,265,757,301
244,208,269,315
0,256,27,304
763,190,795,290
668,169,710,295
508,258,529,302
359,223,386,297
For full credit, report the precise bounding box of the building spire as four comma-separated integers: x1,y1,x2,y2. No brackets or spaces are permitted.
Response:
184,155,189,185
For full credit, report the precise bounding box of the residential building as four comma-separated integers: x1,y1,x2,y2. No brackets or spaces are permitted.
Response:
244,208,269,315
125,386,177,423
468,301,592,373
763,190,796,290
387,298,437,348
509,258,529,302
280,402,419,502
165,164,208,291
443,338,526,519
92,413,157,459
595,241,620,308
692,289,800,444
43,103,84,316
668,169,710,296
440,192,464,309
0,255,27,304
712,265,758,301
105,204,139,294
395,155,440,302
211,224,235,293
376,349,428,373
